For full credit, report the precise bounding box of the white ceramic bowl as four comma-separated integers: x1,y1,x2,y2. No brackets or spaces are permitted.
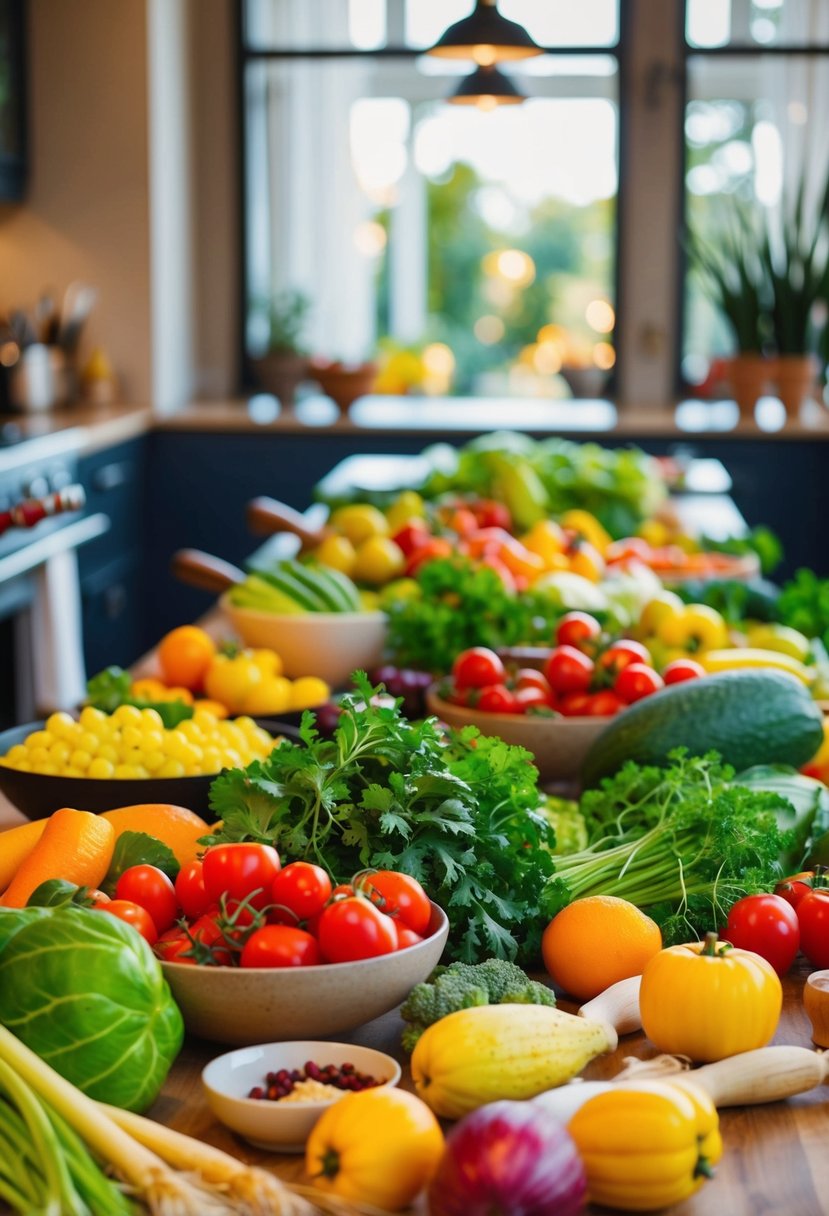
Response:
426,688,606,782
202,1040,401,1152
162,902,448,1046
220,593,387,687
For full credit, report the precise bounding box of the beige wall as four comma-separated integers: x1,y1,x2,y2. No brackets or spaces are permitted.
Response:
0,0,153,403
0,0,240,407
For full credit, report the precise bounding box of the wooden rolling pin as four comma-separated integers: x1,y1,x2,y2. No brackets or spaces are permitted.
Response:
170,548,243,595
246,496,329,550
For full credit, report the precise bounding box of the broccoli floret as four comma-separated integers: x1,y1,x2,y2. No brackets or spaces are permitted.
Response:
399,959,555,1052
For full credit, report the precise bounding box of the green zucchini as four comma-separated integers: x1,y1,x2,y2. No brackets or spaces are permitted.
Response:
581,670,825,788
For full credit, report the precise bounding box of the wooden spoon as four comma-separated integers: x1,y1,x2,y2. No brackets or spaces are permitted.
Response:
246,496,329,551
170,548,244,595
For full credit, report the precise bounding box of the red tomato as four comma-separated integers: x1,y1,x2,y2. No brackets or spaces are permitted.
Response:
544,645,594,695
396,926,423,950
154,927,195,964
317,896,398,963
558,691,593,717
202,843,281,911
597,639,651,676
101,899,158,946
614,662,664,705
477,684,519,714
451,646,506,690
514,686,554,712
555,611,602,651
187,912,233,966
448,507,479,537
331,883,355,900
662,658,706,685
391,520,430,556
514,669,552,695
725,893,800,976
586,690,625,716
115,865,179,934
271,861,333,921
775,871,816,911
797,889,829,967
404,537,453,576
360,871,431,935
240,925,321,968
471,499,512,531
175,859,212,920
86,888,110,908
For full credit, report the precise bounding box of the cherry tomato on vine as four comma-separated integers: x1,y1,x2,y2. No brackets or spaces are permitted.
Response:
614,662,664,705
555,611,602,651
725,893,800,976
558,691,593,717
361,871,431,935
597,639,651,676
662,658,706,685
797,889,829,968
154,927,195,964
586,690,625,716
115,865,179,934
514,668,552,695
187,912,233,965
86,888,110,908
101,899,158,946
477,684,519,714
202,843,281,911
175,859,212,921
514,685,554,712
240,925,321,969
317,896,398,963
271,861,333,921
452,647,506,690
544,645,594,695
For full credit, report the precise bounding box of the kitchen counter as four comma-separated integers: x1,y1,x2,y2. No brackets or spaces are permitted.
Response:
0,401,152,456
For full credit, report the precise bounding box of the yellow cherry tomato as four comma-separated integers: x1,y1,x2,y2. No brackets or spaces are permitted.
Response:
242,676,293,717
351,536,406,585
204,653,263,711
250,648,283,677
289,676,330,710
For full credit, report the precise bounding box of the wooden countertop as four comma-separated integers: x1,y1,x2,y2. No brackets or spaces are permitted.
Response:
153,960,828,1216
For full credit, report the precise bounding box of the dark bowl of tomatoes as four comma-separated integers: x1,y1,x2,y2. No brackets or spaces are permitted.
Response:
159,901,449,1046
425,688,607,783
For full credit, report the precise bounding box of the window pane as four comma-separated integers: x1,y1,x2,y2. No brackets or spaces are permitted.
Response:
682,54,829,388
687,0,829,49
244,57,618,398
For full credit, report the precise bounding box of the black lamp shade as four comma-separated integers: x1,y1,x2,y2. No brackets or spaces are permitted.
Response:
428,0,543,64
449,63,526,107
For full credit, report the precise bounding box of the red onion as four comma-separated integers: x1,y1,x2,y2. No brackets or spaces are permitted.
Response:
427,1100,586,1216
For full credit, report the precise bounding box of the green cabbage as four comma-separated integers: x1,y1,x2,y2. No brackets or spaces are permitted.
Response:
0,906,182,1112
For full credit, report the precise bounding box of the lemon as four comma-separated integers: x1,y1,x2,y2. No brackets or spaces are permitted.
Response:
330,504,389,545
314,534,358,576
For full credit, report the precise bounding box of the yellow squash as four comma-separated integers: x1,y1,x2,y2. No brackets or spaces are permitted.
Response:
410,1003,615,1119
568,1079,722,1211
305,1087,443,1211
640,932,782,1063
699,647,813,684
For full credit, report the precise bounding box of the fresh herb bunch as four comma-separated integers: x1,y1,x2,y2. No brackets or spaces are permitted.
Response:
778,568,829,650
205,674,557,963
385,556,560,673
85,667,193,729
551,751,791,944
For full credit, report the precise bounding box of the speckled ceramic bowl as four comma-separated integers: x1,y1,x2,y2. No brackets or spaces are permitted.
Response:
161,902,448,1046
202,1040,401,1152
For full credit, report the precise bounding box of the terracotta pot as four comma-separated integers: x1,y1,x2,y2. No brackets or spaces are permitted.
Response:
775,354,818,418
310,360,379,415
726,353,773,419
251,352,309,409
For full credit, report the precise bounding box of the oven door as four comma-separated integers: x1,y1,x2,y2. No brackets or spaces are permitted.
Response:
0,512,110,728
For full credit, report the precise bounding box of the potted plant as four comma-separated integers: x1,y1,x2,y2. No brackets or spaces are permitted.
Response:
249,290,311,409
690,208,773,418
759,173,829,416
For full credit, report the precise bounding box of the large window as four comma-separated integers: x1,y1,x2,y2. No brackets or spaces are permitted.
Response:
242,0,620,401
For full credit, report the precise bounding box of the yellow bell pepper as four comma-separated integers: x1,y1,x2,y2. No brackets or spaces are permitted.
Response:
559,509,612,556
521,519,567,565
203,649,290,714
635,591,685,639
657,603,729,653
699,648,814,684
567,1079,722,1211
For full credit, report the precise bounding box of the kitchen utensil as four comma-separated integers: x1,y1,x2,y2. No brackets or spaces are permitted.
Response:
246,497,329,550
34,293,58,344
57,282,97,353
804,969,829,1047
170,548,244,595
9,309,37,349
161,902,449,1046
425,687,606,782
202,1041,401,1153
7,345,70,412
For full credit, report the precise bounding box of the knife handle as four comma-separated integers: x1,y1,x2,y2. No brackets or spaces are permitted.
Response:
170,549,244,594
246,496,328,549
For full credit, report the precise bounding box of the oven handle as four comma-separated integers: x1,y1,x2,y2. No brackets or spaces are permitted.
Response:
0,512,110,583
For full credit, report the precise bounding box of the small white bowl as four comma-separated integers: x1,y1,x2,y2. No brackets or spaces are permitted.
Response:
202,1040,401,1152
220,593,387,687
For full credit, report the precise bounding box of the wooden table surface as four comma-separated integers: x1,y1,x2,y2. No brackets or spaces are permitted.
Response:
147,960,829,1216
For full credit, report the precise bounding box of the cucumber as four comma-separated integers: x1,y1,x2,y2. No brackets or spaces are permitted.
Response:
253,564,329,612
581,670,825,789
275,559,345,612
310,564,362,612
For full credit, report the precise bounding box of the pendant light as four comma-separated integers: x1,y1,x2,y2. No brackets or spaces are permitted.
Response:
428,0,543,67
449,63,525,109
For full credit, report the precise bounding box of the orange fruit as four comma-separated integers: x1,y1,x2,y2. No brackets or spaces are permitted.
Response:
541,895,662,1001
99,804,210,866
157,626,216,691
